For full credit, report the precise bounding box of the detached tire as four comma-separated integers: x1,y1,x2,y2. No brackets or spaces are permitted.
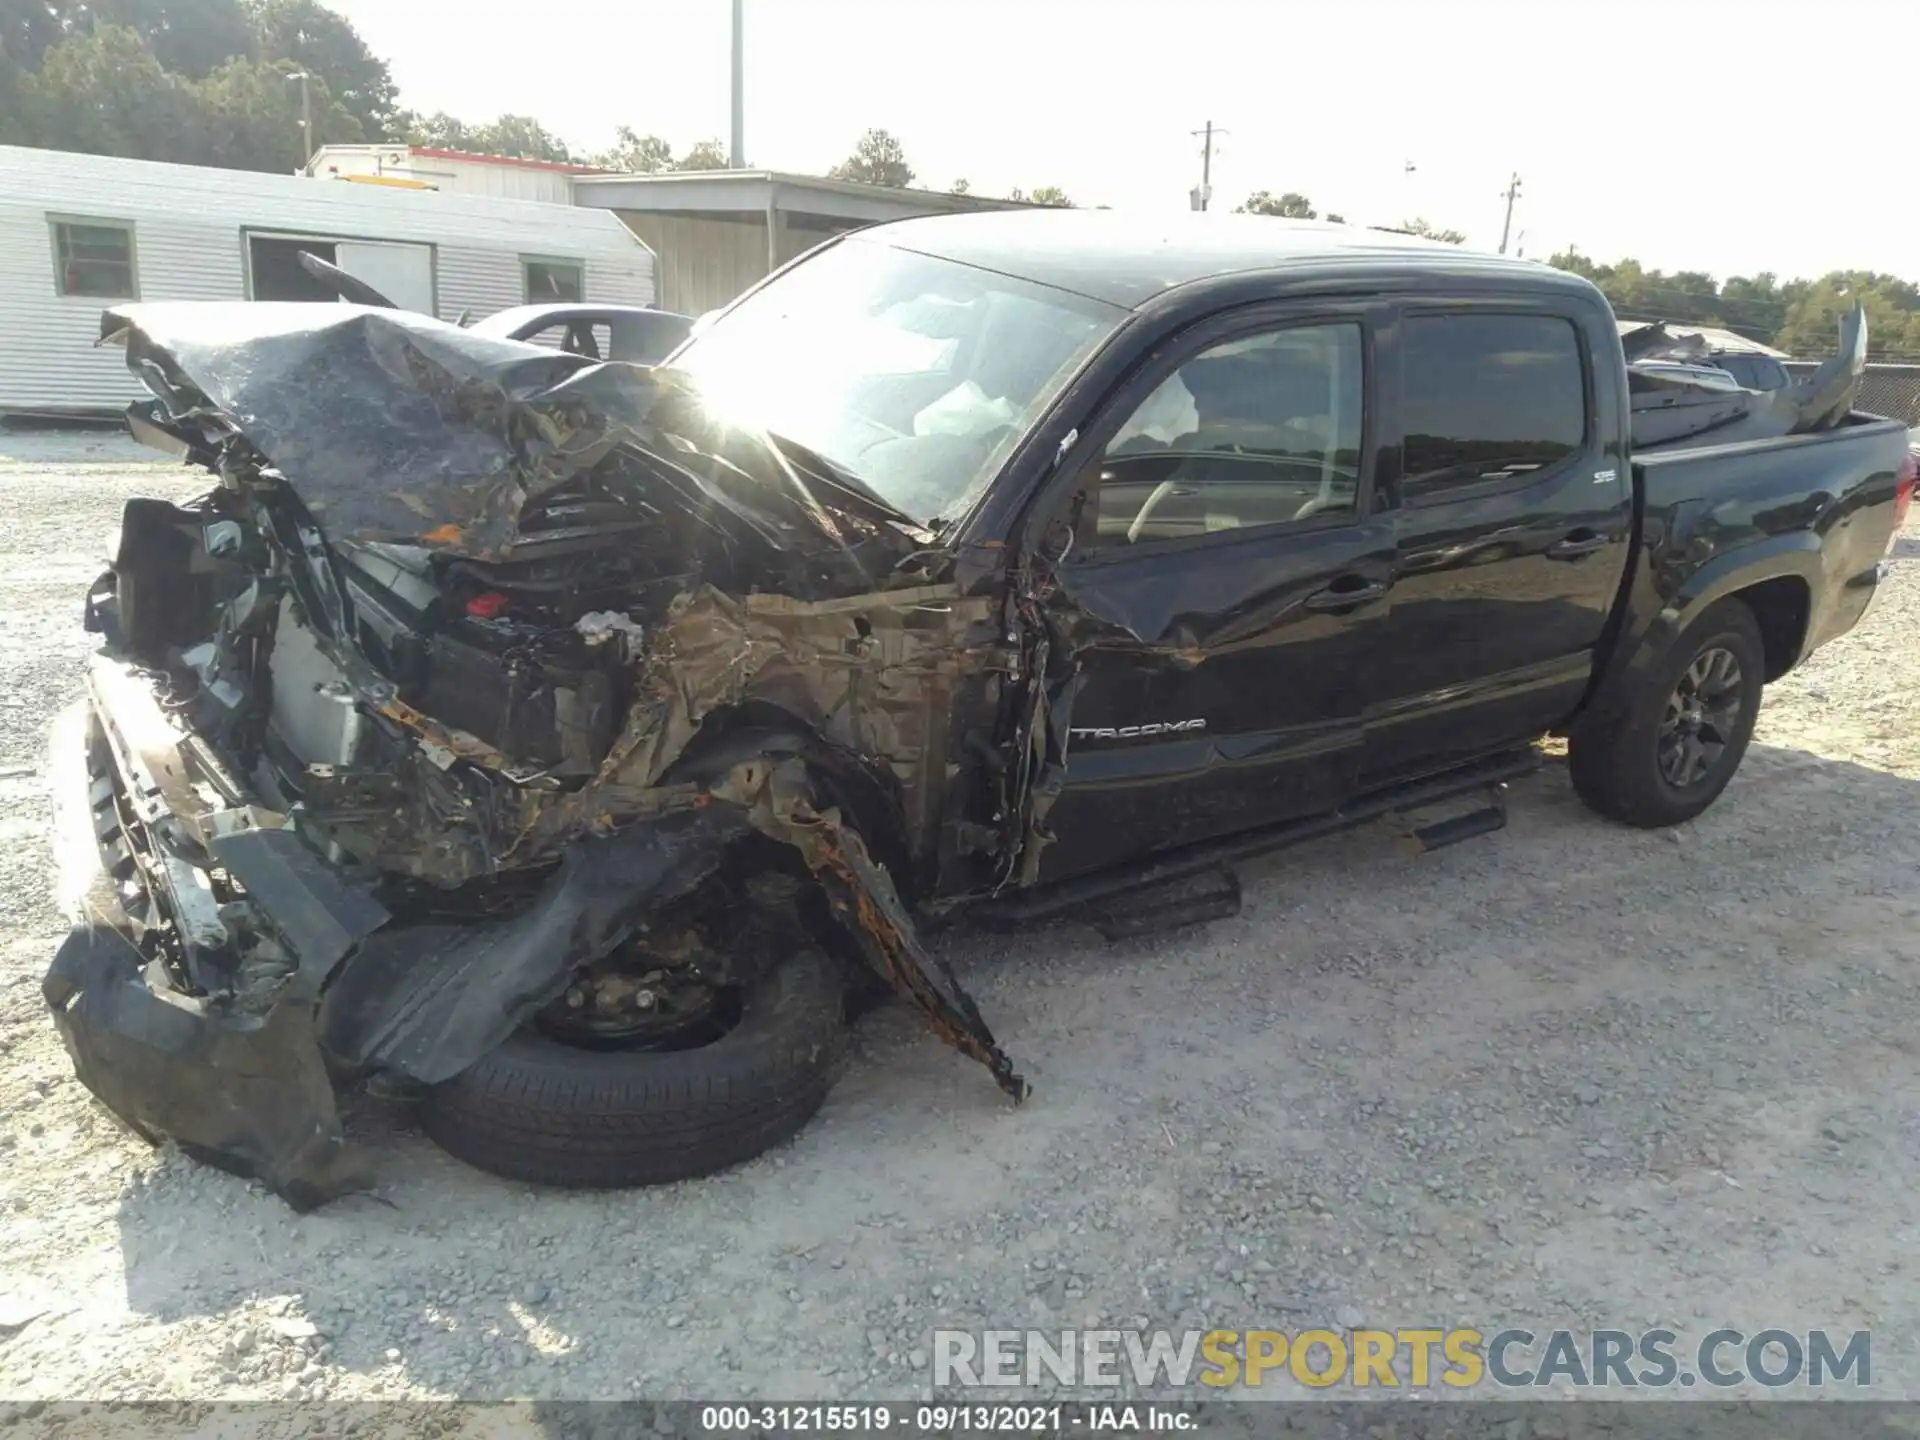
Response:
1569,596,1766,828
420,947,848,1188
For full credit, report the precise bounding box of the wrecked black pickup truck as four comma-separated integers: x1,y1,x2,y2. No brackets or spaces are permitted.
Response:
45,212,1916,1209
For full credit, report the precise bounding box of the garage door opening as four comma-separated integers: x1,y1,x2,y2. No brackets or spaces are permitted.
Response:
246,234,437,313
249,237,341,302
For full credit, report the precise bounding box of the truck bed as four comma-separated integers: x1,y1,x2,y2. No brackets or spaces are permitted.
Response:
1598,411,1911,706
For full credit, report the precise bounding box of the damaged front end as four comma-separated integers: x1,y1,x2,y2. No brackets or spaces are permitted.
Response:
47,302,1031,1208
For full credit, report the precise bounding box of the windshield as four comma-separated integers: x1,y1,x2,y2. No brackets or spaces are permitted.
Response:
665,236,1124,524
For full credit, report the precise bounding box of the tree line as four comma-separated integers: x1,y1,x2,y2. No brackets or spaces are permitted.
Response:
1227,190,1920,360
1,0,397,172
1233,189,1462,242
1547,252,1920,361
0,6,1075,199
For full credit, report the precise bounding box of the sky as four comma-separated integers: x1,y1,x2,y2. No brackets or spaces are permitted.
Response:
325,0,1917,283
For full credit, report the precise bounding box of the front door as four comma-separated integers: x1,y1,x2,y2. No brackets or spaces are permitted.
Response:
1034,310,1396,882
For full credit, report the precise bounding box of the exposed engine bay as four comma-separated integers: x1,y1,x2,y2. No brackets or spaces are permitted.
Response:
45,302,1042,1207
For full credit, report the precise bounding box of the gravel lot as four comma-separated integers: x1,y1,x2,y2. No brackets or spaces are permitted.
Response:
2,429,1916,1407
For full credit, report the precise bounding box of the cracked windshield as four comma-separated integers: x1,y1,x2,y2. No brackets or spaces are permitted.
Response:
669,238,1122,523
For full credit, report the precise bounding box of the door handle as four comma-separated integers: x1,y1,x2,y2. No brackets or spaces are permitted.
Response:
1547,531,1609,560
1303,578,1388,612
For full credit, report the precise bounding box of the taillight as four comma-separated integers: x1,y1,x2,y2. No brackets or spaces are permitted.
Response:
1895,450,1916,532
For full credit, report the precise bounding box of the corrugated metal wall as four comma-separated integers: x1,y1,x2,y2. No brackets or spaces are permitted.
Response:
614,213,764,316
309,147,579,203
434,248,654,324
402,158,577,204
0,188,242,412
615,211,857,315
0,145,655,415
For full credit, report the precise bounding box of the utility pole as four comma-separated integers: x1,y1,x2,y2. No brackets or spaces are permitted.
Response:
1498,171,1522,254
729,0,745,168
287,71,313,169
1190,121,1223,211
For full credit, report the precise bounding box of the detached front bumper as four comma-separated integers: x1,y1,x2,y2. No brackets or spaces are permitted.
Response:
49,651,1030,1209
43,924,365,1210
45,651,753,1206
43,652,393,1207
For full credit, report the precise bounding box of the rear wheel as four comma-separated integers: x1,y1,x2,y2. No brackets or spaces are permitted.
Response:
1569,597,1766,828
420,945,848,1188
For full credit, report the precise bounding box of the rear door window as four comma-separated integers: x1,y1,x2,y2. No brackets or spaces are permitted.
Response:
1400,314,1586,499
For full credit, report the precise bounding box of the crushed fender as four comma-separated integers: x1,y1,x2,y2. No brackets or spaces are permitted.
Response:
714,756,1029,1101
318,802,755,1084
46,300,1038,1208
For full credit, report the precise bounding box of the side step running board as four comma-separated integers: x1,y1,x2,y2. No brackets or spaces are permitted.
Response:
974,747,1538,931
1405,781,1511,852
1071,864,1242,941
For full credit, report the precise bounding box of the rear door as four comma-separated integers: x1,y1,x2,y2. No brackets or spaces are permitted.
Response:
1360,302,1632,782
1034,304,1397,882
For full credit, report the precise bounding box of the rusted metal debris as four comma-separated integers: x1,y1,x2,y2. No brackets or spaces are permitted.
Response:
714,756,1029,1100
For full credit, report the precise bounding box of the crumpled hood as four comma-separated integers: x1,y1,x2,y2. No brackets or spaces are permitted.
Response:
100,302,921,568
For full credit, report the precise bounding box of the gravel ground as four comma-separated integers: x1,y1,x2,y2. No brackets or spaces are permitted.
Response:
2,432,1917,1408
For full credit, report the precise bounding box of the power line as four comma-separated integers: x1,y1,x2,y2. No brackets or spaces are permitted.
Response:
1190,121,1225,212
729,0,745,168
1497,172,1521,255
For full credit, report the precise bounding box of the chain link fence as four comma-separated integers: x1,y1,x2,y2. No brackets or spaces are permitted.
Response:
1783,361,1920,426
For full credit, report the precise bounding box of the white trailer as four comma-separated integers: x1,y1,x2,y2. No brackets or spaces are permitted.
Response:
0,145,658,418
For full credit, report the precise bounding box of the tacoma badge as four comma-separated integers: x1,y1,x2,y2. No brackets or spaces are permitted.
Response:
1068,719,1207,742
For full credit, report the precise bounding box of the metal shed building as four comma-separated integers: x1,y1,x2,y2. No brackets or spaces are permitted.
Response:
0,145,657,417
571,170,1025,317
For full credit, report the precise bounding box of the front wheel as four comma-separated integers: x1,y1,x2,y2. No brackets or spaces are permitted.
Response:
420,946,848,1188
1569,597,1766,828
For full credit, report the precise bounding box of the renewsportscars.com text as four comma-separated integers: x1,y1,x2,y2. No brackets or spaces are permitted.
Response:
932,1327,1871,1390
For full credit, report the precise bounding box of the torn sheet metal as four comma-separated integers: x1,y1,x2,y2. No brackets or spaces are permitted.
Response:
43,921,366,1210
98,303,926,568
505,581,1005,867
1621,320,1724,365
1631,305,1867,453
209,825,391,994
47,298,1034,1207
317,801,752,1085
714,756,1029,1100
51,743,1025,1205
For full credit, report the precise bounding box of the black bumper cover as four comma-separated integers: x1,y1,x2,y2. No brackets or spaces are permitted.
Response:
47,649,760,1207
43,922,363,1212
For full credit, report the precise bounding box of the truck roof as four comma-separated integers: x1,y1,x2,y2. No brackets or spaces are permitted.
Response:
853,209,1582,311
